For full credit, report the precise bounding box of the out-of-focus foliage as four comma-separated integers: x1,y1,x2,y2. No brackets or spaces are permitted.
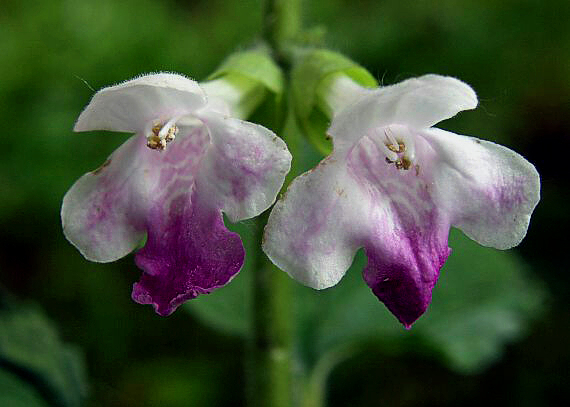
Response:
0,0,568,406
0,296,87,407
0,368,50,407
189,226,545,372
418,229,544,373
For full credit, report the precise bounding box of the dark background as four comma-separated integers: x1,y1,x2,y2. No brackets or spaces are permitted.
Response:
0,0,568,406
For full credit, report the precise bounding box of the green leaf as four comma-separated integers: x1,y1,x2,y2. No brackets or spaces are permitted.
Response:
0,369,50,407
294,228,545,407
185,223,545,376
0,301,88,407
187,268,252,337
306,228,545,373
294,250,403,365
416,228,545,373
185,219,254,337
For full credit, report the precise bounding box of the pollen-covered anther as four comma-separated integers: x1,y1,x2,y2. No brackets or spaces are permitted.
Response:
382,139,414,171
378,125,420,172
164,124,177,142
146,122,178,151
386,156,413,171
396,157,412,170
386,141,406,154
147,135,167,150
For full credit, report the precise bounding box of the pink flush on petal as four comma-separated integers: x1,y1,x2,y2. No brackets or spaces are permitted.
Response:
263,74,540,328
62,73,291,315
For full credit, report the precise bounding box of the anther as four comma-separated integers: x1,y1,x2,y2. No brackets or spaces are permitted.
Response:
386,141,406,153
146,121,178,151
401,157,412,170
379,126,417,172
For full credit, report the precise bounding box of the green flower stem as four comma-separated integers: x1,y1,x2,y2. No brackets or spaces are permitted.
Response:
249,212,293,407
263,0,301,62
246,2,303,406
248,98,298,407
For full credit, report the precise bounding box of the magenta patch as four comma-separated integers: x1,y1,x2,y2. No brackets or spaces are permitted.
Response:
132,189,244,316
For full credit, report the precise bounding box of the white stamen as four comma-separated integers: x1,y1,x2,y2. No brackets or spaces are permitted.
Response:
398,127,416,163
384,127,398,147
158,116,180,140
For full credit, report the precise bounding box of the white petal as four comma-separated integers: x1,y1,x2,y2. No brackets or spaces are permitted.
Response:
61,126,210,262
423,127,540,249
330,75,477,151
61,135,149,262
264,130,458,326
74,73,206,133
264,136,453,320
195,111,292,222
263,156,369,289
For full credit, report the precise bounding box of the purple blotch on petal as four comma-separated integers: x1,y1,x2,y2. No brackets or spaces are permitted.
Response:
132,191,244,316
361,214,451,328
363,243,450,329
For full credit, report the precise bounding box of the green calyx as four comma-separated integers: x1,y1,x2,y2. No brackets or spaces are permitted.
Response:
208,48,284,95
202,48,285,122
292,49,377,155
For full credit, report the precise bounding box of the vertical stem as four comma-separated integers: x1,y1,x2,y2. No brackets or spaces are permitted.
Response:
263,0,302,61
249,211,292,407
247,2,302,406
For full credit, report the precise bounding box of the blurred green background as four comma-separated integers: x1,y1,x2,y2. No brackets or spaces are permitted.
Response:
0,0,568,406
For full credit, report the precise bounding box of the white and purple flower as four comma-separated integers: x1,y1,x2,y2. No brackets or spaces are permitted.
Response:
263,74,540,328
62,73,291,316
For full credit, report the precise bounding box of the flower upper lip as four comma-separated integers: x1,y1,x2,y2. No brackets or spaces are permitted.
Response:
74,73,208,134
329,74,478,153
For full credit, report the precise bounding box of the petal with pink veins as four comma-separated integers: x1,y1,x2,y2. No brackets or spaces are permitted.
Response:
62,73,291,315
264,74,539,327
